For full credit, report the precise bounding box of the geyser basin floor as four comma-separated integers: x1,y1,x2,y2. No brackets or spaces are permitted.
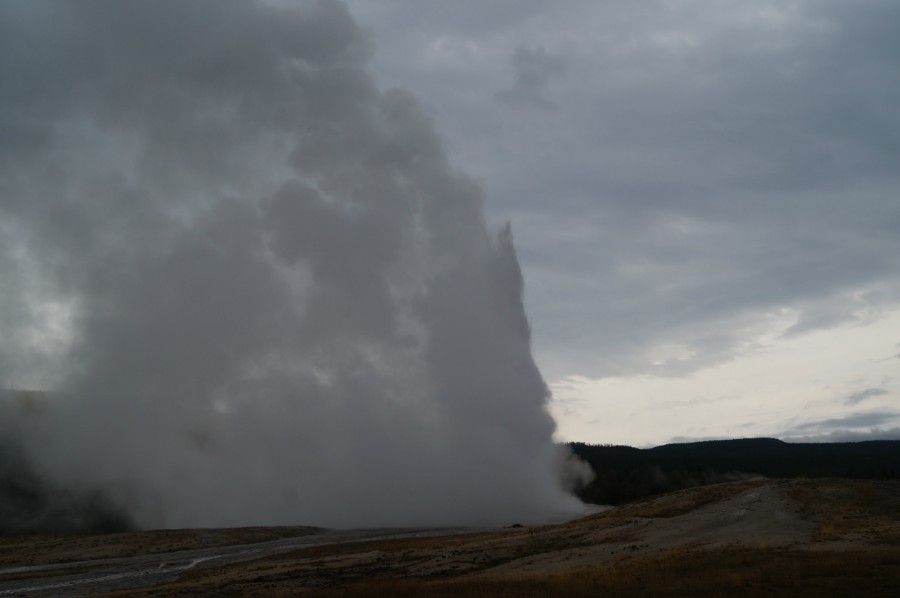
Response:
2,479,899,596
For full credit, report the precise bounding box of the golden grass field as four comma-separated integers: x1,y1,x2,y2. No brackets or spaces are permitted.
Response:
2,478,898,596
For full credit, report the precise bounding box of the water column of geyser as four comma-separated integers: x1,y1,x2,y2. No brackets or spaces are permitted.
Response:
0,0,586,530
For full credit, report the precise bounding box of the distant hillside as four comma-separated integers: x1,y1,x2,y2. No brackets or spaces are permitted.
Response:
568,438,900,505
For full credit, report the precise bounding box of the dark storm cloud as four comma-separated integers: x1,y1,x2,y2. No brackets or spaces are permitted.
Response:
0,0,582,529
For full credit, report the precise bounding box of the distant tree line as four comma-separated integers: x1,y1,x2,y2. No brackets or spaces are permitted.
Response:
0,435,132,537
567,438,900,505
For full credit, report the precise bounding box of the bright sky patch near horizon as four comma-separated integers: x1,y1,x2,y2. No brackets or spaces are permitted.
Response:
345,0,900,446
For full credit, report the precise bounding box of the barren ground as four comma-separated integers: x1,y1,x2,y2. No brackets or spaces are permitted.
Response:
1,478,898,596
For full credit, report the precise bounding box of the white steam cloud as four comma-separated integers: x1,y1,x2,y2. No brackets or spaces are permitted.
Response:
0,0,582,529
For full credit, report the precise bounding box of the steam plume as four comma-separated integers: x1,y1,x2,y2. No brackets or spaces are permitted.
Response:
0,0,581,529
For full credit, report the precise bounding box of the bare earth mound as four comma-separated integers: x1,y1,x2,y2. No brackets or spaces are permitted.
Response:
1,479,898,596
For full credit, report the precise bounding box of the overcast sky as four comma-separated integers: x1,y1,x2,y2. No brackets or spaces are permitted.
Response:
343,0,900,446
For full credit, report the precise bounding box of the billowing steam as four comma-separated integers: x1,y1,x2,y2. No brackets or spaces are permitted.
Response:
0,0,582,530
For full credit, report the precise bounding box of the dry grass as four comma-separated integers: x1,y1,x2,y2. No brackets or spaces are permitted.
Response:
307,546,900,597
788,479,900,543
268,530,510,561
10,479,900,596
595,479,769,520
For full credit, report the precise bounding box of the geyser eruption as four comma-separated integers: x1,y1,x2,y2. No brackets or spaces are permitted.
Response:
0,0,583,529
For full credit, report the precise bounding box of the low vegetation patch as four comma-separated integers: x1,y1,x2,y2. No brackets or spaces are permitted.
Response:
788,479,900,542
309,546,900,597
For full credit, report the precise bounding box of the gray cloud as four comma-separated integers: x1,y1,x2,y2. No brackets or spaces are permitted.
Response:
782,427,900,443
496,44,566,110
341,1,900,383
784,411,900,438
846,388,888,406
0,0,582,529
